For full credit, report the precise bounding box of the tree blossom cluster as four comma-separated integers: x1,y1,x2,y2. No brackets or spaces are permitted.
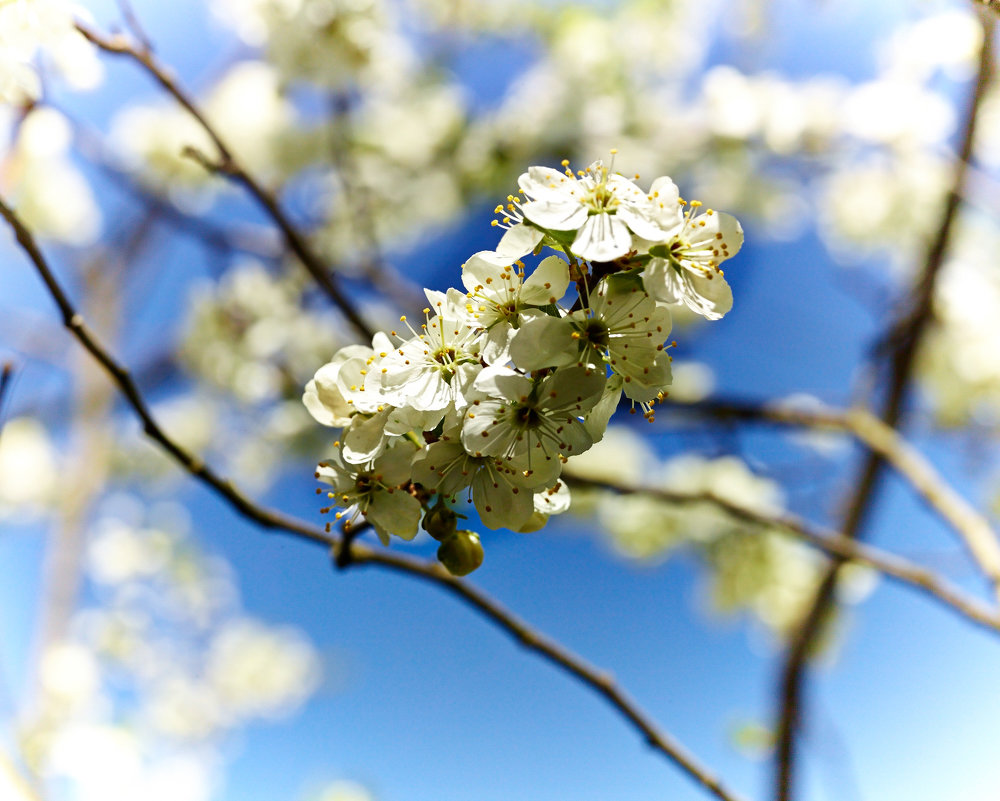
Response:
303,157,743,572
0,0,101,104
17,498,320,801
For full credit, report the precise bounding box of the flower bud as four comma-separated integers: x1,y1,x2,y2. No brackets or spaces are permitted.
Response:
422,502,458,542
437,530,484,576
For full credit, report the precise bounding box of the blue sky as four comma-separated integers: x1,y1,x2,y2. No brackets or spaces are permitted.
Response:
4,1,1000,800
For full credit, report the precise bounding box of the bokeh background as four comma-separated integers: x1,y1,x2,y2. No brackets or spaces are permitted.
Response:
3,0,1000,799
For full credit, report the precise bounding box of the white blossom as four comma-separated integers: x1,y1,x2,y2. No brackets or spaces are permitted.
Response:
317,441,421,542
516,159,678,262
461,365,606,488
641,192,743,320
462,251,569,363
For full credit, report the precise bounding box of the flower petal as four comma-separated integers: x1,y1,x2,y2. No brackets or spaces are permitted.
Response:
571,213,631,262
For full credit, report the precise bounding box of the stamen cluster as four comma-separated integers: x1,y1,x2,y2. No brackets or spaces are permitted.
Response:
304,154,743,574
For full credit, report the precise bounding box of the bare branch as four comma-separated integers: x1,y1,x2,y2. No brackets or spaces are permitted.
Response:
0,361,14,435
0,196,745,801
670,399,1000,597
773,14,996,801
348,547,746,801
75,23,376,342
561,473,1000,637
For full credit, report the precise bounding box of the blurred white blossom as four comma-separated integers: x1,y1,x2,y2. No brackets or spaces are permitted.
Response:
0,0,102,104
1,106,101,244
0,415,57,518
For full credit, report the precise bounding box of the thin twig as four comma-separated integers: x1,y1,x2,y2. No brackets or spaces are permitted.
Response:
670,398,1000,596
114,0,154,54
0,196,744,801
0,361,14,434
561,473,1000,637
0,194,330,548
772,15,996,801
75,23,375,342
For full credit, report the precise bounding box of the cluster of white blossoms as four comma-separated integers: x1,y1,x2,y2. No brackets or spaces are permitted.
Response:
304,155,743,573
0,0,101,104
19,499,321,801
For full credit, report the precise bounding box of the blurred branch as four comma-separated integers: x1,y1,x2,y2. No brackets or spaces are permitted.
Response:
113,0,154,54
773,14,996,801
670,399,1000,596
561,473,1000,637
0,193,331,549
0,749,43,801
0,362,13,428
0,198,744,801
75,24,376,342
326,94,427,313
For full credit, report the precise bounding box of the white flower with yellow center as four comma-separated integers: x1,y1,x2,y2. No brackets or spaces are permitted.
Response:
462,250,569,363
640,179,743,320
411,436,537,531
514,157,680,263
461,365,606,488
316,441,421,544
377,288,483,416
511,275,672,403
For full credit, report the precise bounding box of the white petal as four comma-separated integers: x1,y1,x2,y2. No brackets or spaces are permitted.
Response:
497,224,544,258
342,411,390,464
473,468,534,530
533,480,571,515
373,440,418,486
366,489,422,541
518,166,580,199
302,371,351,428
521,198,589,231
571,213,631,262
688,211,744,259
583,374,623,442
648,176,684,232
520,255,570,306
509,315,577,372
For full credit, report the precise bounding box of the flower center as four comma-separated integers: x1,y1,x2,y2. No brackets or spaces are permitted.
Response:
433,347,457,365
581,320,610,349
514,404,543,429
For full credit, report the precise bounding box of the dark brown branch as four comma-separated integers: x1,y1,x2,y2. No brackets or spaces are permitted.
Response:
0,361,14,429
349,546,746,801
562,473,1000,637
0,194,330,547
0,196,744,801
773,15,996,801
76,23,375,342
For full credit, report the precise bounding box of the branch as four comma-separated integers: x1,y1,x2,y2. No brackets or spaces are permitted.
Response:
0,361,13,423
75,23,375,342
670,399,1000,597
772,14,996,801
348,547,744,801
0,197,745,801
561,473,1000,637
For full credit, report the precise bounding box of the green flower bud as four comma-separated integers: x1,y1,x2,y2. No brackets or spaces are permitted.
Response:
422,502,459,542
437,530,484,576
